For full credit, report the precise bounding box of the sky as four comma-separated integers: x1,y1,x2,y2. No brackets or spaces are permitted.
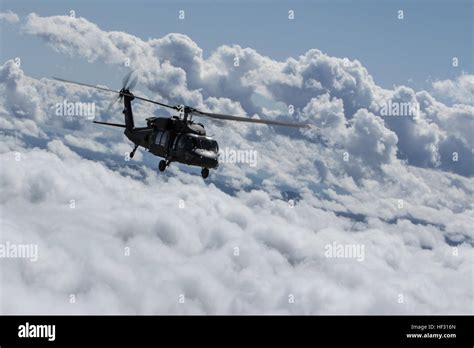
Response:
0,1,473,315
1,0,472,90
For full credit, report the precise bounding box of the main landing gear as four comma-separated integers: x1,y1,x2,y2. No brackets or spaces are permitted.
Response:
158,160,209,179
130,144,138,158
158,160,169,172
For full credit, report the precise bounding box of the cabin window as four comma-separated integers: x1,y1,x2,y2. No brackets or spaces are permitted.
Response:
160,131,169,146
154,131,163,145
173,135,180,150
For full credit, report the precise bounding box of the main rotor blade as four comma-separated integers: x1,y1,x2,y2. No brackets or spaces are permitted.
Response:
191,110,317,129
52,77,179,111
93,121,126,128
133,95,178,110
53,77,316,128
53,77,121,95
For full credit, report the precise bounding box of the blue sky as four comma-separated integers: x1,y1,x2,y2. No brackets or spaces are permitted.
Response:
1,0,472,90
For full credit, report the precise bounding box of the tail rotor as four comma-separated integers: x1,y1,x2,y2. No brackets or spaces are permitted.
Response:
105,70,138,112
122,70,138,90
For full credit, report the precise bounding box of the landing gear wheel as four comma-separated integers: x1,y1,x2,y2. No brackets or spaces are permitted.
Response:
201,168,209,179
130,145,138,159
159,160,167,172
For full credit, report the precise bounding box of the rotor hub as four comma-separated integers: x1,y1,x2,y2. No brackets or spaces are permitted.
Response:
120,88,134,100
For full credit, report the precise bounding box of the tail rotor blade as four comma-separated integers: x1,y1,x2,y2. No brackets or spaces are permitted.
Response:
105,95,121,112
127,75,138,90
122,70,138,90
122,70,134,89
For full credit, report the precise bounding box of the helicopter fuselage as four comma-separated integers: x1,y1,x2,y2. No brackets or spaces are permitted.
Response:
124,116,219,170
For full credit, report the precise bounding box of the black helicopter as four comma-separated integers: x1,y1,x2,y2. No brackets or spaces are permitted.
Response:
53,73,315,178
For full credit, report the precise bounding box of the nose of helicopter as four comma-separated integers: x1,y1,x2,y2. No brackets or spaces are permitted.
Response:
193,149,219,168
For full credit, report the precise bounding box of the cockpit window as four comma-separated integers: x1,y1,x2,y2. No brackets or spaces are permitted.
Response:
179,135,218,152
178,135,219,153
197,138,218,152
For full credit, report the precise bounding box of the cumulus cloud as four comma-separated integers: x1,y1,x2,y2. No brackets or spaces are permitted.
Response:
344,109,398,170
18,13,473,176
0,13,473,315
0,60,44,122
0,10,19,24
23,13,128,64
432,74,474,106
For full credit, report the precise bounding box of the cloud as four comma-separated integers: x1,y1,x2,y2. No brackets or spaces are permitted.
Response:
416,90,474,176
0,10,19,24
344,109,398,170
0,60,44,122
432,74,474,106
1,140,472,314
23,13,128,64
18,13,473,175
379,86,443,169
0,13,473,314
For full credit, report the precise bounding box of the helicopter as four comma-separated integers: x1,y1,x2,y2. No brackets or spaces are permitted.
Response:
53,73,315,179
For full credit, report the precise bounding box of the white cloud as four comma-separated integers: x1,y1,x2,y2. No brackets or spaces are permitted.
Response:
0,10,19,24
1,141,472,314
18,13,473,175
432,74,474,106
23,14,127,64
